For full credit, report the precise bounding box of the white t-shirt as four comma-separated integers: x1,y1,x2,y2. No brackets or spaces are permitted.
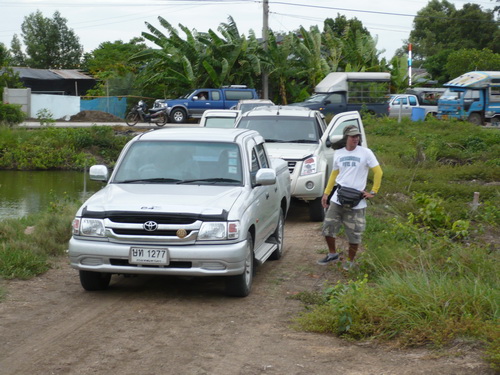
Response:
330,146,379,209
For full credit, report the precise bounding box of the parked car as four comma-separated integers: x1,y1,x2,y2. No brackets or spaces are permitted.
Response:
68,127,291,297
235,106,367,221
154,85,258,123
231,99,274,113
199,109,241,128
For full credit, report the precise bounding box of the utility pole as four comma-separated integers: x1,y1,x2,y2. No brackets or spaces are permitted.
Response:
262,0,269,99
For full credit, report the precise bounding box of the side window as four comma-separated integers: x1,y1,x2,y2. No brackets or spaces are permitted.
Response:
409,96,417,106
327,93,343,104
212,91,221,101
329,119,361,138
490,86,500,103
225,90,254,100
250,149,260,184
255,144,269,168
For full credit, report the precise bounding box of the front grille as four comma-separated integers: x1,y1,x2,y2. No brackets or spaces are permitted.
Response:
109,215,196,225
110,259,192,268
112,229,192,236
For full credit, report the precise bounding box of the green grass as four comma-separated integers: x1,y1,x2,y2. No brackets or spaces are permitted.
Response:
295,117,500,369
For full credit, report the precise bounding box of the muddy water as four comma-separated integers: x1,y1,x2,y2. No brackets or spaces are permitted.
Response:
0,170,102,220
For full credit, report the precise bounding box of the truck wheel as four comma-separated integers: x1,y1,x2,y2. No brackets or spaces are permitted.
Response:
269,209,285,260
309,197,325,222
467,113,483,126
170,108,187,123
225,232,254,297
79,270,111,291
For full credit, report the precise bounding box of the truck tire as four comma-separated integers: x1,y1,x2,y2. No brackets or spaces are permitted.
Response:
225,232,254,297
309,197,325,222
467,113,483,126
269,209,285,260
79,270,111,291
170,108,187,123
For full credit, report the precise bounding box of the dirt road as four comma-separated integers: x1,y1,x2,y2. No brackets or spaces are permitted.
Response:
0,201,492,375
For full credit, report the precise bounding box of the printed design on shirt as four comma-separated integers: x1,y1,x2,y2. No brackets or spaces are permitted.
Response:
339,155,361,168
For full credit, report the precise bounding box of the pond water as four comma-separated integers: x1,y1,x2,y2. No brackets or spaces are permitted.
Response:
0,170,103,220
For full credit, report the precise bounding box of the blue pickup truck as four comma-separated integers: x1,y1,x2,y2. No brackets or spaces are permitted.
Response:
155,86,259,123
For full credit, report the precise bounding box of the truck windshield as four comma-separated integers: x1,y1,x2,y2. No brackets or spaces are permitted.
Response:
113,141,243,185
237,116,320,143
302,94,328,103
440,89,462,100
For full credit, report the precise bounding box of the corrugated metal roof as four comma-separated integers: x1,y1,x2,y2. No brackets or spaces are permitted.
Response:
51,69,94,80
11,67,93,80
12,67,60,80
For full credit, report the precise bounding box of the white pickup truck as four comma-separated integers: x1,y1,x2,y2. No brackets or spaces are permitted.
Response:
69,128,291,297
235,107,367,222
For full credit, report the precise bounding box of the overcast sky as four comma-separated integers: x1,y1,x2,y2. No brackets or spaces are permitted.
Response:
0,0,496,61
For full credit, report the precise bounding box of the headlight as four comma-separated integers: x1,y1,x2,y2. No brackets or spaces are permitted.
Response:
73,218,106,237
301,156,318,175
198,221,240,240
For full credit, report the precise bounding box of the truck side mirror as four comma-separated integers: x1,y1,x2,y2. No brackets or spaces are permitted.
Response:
89,165,109,182
255,168,276,186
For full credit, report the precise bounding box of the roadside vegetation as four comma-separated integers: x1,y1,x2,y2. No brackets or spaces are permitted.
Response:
0,120,498,369
293,116,500,370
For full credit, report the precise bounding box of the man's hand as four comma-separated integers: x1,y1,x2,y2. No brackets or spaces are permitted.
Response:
363,191,376,199
321,193,330,208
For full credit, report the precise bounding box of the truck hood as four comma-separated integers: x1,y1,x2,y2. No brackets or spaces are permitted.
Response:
79,184,243,217
265,143,319,160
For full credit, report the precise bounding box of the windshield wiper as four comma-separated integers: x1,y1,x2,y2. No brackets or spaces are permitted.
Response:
288,139,318,143
264,139,286,143
118,178,181,183
178,178,241,184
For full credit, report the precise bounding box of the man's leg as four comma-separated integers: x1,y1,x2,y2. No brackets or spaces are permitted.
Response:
318,204,341,265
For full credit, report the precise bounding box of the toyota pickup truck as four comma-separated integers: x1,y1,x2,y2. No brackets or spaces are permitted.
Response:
235,106,367,222
155,86,258,123
68,128,291,297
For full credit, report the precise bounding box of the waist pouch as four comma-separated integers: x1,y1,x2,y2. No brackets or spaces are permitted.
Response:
337,186,363,208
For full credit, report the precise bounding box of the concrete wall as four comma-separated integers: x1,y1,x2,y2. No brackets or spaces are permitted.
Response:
30,94,80,120
3,88,31,114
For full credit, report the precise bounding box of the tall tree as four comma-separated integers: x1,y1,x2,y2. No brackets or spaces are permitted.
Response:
408,0,499,63
82,38,147,97
17,10,83,69
9,35,25,67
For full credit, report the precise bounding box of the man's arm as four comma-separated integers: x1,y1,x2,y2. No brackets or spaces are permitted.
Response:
321,169,339,208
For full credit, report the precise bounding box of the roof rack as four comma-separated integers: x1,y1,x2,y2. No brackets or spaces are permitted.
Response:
221,85,248,89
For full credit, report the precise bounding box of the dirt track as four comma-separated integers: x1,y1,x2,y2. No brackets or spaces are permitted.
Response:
0,201,493,375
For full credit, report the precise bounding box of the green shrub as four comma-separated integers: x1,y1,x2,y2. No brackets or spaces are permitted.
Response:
0,103,25,126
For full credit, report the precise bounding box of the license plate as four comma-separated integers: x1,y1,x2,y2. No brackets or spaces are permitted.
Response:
129,247,169,265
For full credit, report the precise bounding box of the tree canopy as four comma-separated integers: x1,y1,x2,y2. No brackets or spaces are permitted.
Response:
13,10,83,69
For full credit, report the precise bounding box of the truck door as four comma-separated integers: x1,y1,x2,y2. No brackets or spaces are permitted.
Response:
323,111,367,148
248,144,277,245
322,93,346,115
391,95,413,118
190,90,224,117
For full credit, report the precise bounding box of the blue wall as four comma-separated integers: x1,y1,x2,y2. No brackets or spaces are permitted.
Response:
80,97,128,119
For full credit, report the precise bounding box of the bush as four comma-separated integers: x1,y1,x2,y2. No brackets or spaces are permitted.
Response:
0,103,25,126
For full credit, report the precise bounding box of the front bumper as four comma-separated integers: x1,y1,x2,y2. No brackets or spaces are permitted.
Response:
68,237,248,276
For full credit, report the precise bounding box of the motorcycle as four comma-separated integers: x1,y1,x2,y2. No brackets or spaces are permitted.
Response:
125,100,168,127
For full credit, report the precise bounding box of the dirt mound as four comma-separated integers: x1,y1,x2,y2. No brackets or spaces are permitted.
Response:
68,110,124,122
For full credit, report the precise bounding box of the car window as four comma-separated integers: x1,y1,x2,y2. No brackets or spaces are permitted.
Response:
204,117,237,128
225,90,255,100
409,96,417,106
326,93,343,104
237,116,320,143
212,91,221,101
255,143,269,168
328,118,362,138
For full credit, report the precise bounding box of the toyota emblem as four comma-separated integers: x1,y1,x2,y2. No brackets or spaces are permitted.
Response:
143,221,158,231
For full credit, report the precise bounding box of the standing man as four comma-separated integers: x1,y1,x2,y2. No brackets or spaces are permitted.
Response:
317,125,383,270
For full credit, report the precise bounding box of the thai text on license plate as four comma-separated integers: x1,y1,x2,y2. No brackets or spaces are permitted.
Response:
129,247,169,265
